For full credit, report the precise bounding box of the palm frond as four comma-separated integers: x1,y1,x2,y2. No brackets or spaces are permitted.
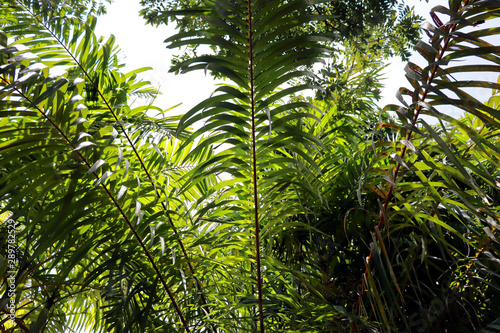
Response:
355,1,500,331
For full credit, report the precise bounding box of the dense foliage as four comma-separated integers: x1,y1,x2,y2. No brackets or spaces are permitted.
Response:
1,0,500,332
140,0,422,59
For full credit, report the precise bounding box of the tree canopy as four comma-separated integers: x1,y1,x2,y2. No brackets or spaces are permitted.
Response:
1,0,500,332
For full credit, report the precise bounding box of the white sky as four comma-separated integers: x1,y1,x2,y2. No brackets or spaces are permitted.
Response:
95,0,220,114
94,0,495,119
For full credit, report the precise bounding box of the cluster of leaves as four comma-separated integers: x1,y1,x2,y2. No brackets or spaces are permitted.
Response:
1,0,500,332
24,0,112,20
140,0,422,58
140,0,424,96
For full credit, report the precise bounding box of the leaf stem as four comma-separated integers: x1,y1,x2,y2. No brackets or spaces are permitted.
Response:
247,0,264,331
2,308,29,332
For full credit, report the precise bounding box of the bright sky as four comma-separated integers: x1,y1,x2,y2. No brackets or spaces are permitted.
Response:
94,0,492,118
95,0,220,114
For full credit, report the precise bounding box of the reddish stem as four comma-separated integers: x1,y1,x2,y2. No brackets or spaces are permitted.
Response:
351,2,470,331
247,0,264,331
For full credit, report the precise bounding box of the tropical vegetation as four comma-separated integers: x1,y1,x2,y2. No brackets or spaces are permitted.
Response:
1,0,499,332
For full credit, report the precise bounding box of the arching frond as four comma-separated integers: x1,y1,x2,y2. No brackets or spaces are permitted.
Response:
355,1,500,331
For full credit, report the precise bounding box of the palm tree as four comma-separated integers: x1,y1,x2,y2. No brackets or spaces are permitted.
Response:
1,0,499,332
0,1,201,331
351,1,500,331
